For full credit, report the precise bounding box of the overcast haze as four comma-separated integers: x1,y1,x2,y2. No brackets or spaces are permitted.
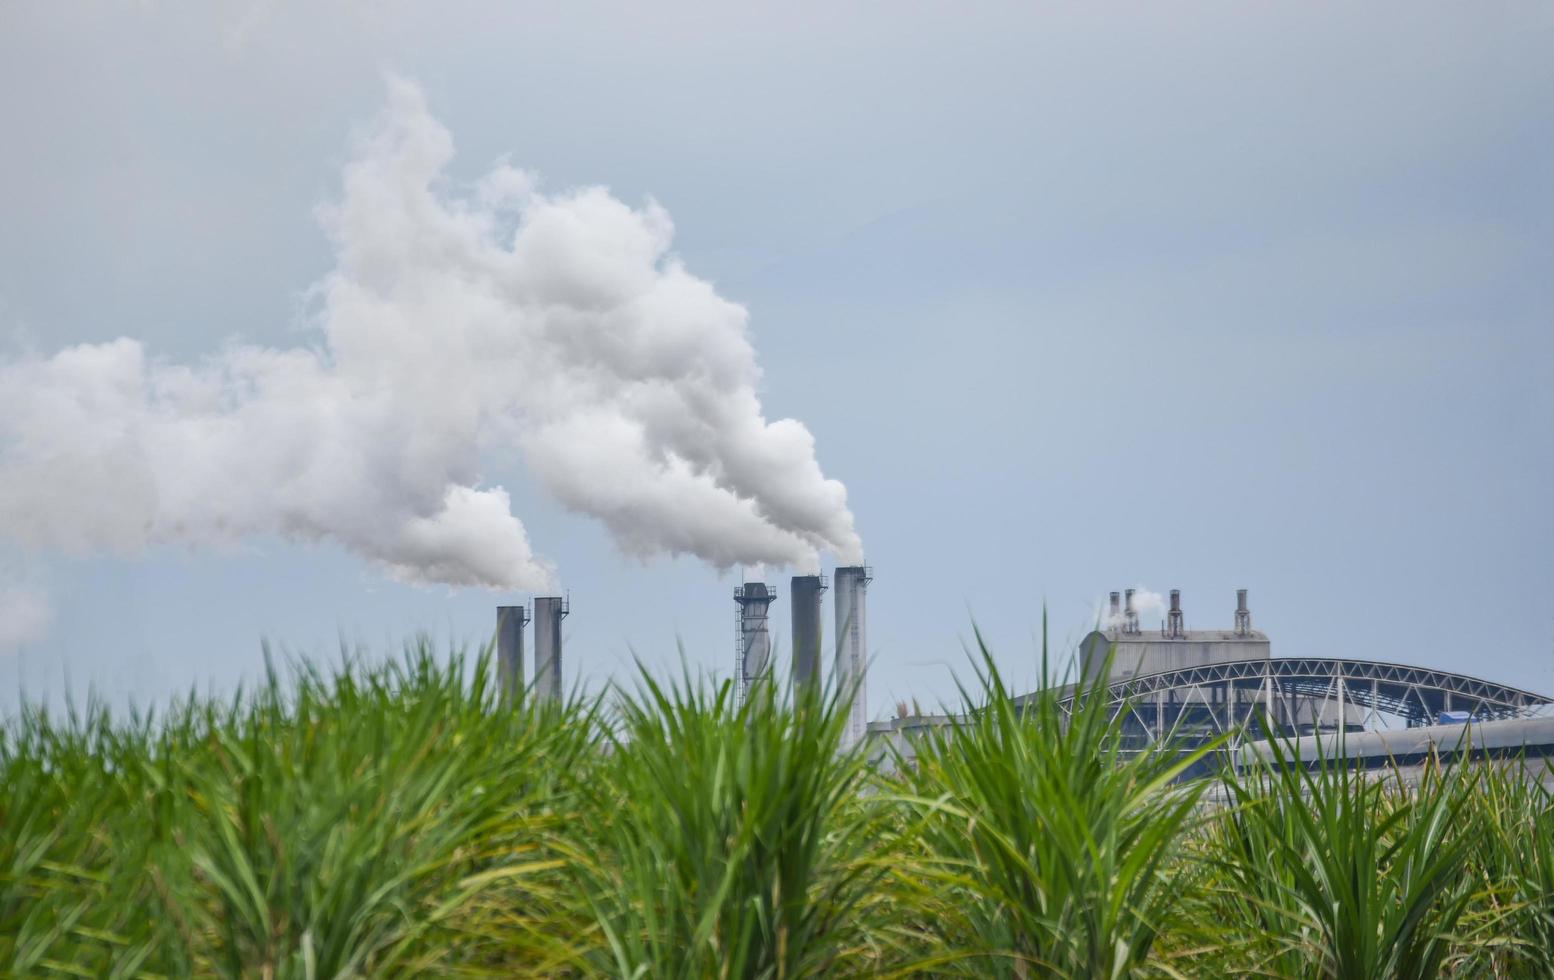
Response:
2,2,1552,718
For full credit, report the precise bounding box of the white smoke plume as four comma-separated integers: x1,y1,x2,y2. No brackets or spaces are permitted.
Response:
1098,586,1167,629
0,587,51,653
0,79,862,589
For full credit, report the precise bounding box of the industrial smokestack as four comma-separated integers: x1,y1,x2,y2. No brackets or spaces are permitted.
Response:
1108,591,1121,627
1235,588,1251,636
496,604,528,703
834,565,873,745
790,574,827,692
734,582,777,704
532,595,569,702
1166,588,1184,639
1124,588,1139,634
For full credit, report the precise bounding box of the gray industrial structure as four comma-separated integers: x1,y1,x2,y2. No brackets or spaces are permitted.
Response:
487,575,1554,784
496,604,528,703
734,582,776,705
790,574,827,691
865,585,1554,773
1063,586,1552,746
1082,588,1271,686
1061,655,1553,740
1078,588,1283,739
1243,715,1554,780
834,565,873,745
532,595,568,702
1075,589,1396,741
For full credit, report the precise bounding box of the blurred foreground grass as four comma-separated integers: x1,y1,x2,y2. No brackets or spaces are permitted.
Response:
4,637,1552,978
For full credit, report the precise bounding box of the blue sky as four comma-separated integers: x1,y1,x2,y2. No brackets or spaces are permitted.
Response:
2,2,1551,718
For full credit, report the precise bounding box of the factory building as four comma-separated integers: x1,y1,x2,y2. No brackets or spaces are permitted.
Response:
1081,588,1270,685
491,573,1551,784
1078,587,1365,739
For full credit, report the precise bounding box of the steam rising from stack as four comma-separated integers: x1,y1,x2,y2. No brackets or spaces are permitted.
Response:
1101,586,1255,638
0,78,862,591
1103,586,1165,630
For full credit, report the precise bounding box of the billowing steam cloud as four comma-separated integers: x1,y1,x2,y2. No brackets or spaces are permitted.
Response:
0,79,862,589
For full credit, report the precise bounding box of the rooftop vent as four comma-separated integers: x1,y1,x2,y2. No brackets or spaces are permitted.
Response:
1165,589,1184,638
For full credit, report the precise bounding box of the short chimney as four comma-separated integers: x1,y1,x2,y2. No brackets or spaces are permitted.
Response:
1124,588,1139,634
1234,588,1251,636
1108,591,1121,626
1166,589,1184,638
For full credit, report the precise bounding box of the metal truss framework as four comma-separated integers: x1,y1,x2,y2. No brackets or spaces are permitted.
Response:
1035,658,1554,744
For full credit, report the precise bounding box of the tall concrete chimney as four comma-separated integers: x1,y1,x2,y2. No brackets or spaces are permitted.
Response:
1109,591,1121,627
734,582,777,704
496,605,528,703
1166,589,1184,639
532,595,569,702
1124,588,1139,634
1234,588,1251,636
834,565,873,745
790,574,827,692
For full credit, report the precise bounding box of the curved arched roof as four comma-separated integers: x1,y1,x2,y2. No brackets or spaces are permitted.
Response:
1040,657,1553,721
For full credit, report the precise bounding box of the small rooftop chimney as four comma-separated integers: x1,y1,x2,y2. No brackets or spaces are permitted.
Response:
1166,589,1184,638
1108,591,1121,627
1234,588,1251,636
1124,588,1139,634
